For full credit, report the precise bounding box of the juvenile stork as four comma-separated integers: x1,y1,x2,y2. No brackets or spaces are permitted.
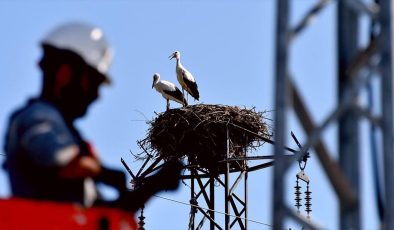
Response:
169,51,200,102
152,73,187,110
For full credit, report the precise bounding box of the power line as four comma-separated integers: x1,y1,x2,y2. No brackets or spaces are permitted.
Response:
152,194,276,229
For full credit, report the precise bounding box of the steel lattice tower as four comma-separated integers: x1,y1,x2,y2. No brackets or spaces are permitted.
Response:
272,0,394,229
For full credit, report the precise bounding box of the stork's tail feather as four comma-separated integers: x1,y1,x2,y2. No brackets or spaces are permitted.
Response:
189,84,200,101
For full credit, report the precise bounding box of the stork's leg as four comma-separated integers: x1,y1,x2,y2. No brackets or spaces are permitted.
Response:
181,89,186,105
166,99,170,111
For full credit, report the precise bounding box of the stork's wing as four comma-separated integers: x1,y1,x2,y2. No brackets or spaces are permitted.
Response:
182,70,200,100
163,87,188,106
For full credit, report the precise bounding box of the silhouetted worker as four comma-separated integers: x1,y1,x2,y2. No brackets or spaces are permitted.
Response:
3,22,182,212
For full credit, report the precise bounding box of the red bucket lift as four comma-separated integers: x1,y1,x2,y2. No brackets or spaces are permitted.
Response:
0,198,137,230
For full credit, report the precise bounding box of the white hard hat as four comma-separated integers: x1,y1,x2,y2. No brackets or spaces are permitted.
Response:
41,22,113,82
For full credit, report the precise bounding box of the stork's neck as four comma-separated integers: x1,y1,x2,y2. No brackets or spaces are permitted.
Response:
153,77,160,86
176,58,182,67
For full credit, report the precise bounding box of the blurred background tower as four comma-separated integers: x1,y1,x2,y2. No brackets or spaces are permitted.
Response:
272,0,394,229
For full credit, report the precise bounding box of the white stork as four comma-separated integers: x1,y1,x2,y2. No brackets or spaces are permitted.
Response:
152,73,187,110
169,51,200,102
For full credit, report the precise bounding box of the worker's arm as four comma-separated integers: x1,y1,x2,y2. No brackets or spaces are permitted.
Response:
57,142,125,185
59,154,102,178
117,160,183,213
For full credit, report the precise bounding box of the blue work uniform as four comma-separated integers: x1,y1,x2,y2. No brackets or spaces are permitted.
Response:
3,98,96,206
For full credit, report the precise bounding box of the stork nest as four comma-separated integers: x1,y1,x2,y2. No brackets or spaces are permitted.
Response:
140,104,272,174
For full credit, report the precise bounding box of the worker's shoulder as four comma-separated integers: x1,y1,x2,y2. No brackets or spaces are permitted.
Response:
10,99,63,127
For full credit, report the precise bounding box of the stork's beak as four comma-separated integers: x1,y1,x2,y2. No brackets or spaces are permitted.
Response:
169,53,175,60
152,81,155,89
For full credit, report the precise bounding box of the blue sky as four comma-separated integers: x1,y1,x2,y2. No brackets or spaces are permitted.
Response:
0,1,380,229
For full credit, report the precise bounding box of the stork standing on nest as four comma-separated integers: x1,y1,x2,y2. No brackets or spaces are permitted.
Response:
152,73,187,110
169,51,200,103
